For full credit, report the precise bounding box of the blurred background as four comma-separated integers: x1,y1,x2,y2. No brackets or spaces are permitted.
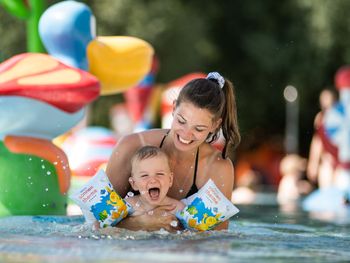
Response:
1,0,349,194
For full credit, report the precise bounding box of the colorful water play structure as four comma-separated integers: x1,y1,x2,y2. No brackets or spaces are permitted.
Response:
0,0,154,216
0,53,100,216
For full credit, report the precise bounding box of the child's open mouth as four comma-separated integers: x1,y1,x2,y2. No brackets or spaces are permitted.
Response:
148,187,160,200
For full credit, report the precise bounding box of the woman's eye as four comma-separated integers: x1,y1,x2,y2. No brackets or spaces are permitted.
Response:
177,118,185,124
195,128,205,132
156,172,165,176
140,174,148,178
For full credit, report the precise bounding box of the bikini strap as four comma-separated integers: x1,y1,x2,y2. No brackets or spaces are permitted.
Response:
193,148,199,184
184,147,200,198
159,130,169,148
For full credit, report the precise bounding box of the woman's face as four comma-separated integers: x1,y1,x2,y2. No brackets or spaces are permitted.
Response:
171,101,219,151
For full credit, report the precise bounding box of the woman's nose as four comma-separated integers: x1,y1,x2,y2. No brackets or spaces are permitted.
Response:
181,127,193,138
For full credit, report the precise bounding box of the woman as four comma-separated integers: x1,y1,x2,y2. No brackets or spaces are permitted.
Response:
106,72,240,231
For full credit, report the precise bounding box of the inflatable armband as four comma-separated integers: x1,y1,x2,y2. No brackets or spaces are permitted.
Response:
177,179,239,231
70,169,132,227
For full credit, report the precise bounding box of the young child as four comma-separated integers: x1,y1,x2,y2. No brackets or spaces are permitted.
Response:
126,145,185,216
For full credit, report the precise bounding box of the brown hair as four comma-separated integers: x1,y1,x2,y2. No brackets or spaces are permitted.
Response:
176,76,240,158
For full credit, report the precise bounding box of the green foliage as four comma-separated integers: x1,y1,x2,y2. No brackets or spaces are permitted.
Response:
0,6,26,61
0,0,47,52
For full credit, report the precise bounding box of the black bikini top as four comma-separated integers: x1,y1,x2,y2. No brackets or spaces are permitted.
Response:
159,131,199,198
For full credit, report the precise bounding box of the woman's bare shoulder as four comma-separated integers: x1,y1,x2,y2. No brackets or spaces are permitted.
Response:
199,143,234,193
200,143,232,166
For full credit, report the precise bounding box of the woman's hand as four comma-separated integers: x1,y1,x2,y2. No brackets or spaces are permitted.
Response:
117,204,182,232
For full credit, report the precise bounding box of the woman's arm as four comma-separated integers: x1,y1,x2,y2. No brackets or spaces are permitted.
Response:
307,134,322,183
206,156,235,231
117,204,181,232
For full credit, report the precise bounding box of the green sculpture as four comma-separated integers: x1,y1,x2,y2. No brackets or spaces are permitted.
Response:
0,141,67,216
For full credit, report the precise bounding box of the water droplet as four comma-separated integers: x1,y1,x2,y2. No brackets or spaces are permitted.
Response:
135,201,141,207
42,204,46,207
53,162,58,165
45,188,49,192
148,210,154,215
28,158,32,161
170,220,178,227
47,171,51,175
179,189,184,193
41,165,45,169
28,176,31,180
40,159,44,162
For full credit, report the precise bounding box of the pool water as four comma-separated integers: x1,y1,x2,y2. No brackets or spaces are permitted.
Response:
0,200,349,263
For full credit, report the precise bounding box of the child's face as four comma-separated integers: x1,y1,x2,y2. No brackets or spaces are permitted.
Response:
130,155,173,206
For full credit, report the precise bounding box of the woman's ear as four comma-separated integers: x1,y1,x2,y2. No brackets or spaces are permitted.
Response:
172,100,177,116
128,177,138,191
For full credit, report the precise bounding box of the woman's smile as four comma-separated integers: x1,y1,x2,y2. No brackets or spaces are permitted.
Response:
177,134,193,145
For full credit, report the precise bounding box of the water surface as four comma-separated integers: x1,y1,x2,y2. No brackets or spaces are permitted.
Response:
0,200,349,263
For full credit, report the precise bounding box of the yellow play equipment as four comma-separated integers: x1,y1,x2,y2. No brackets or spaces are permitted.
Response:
87,36,154,95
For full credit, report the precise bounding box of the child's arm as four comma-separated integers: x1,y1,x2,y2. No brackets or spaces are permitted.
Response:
117,204,180,232
124,196,142,217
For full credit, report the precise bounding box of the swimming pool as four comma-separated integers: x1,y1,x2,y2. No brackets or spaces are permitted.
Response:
0,199,349,263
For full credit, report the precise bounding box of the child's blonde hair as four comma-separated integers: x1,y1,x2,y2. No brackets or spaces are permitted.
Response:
131,145,170,174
